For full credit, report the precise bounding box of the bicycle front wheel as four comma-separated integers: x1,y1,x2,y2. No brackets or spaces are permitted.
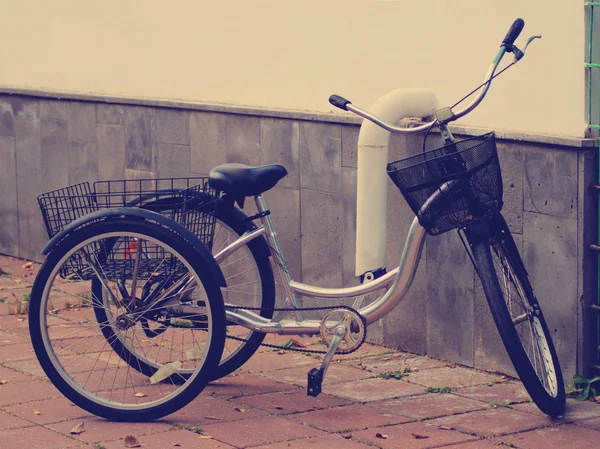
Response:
468,216,565,417
29,219,226,421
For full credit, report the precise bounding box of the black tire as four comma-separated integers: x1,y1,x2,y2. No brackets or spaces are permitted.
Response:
29,219,226,421
467,216,566,417
92,201,275,381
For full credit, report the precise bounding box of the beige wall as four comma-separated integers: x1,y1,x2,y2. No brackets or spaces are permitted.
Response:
0,0,586,136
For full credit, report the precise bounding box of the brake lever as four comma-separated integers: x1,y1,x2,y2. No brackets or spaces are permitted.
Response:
512,35,542,62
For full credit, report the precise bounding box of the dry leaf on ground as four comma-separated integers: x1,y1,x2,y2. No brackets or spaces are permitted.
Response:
233,407,246,413
22,262,32,269
0,380,7,385
412,433,429,439
198,435,213,439
375,433,389,439
204,416,219,420
134,392,147,398
70,421,85,434
124,434,141,448
33,410,41,415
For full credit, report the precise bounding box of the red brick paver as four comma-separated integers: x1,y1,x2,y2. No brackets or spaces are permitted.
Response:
500,424,600,449
372,392,487,419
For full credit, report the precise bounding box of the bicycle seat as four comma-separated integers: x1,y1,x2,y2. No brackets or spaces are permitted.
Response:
209,163,288,200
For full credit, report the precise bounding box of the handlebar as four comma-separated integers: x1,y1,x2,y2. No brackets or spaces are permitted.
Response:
329,18,534,135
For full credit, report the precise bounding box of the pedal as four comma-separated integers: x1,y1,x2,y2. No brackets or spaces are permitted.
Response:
307,367,324,397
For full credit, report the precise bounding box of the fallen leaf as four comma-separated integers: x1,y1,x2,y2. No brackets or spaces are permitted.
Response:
375,433,389,439
198,435,213,439
16,318,24,322
33,410,41,415
150,360,182,384
124,434,141,448
277,350,286,355
70,421,85,434
173,444,181,447
289,338,306,348
134,392,147,398
342,434,352,439
14,279,21,283
0,380,7,385
274,406,284,410
233,407,246,413
438,426,454,431
204,416,219,420
22,262,33,269
412,433,429,439
381,357,391,361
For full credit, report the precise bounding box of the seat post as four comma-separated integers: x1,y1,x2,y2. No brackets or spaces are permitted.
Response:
254,195,305,320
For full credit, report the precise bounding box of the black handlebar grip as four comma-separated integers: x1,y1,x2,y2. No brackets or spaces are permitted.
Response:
329,94,352,111
501,18,525,48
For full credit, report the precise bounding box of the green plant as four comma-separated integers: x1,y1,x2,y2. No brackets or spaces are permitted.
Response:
572,374,600,401
377,371,409,380
92,444,106,449
425,386,453,394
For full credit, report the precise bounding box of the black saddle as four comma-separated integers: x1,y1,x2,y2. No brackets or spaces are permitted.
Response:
209,163,288,206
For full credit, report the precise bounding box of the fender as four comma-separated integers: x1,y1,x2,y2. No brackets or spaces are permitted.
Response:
41,207,226,287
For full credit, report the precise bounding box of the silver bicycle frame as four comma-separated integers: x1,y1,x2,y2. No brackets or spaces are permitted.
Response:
215,195,427,336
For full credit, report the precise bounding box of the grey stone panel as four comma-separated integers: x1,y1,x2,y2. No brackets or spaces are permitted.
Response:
125,106,155,171
7,97,39,118
96,104,125,125
342,167,358,286
223,114,261,166
380,175,428,355
69,141,98,185
125,168,156,180
156,143,194,178
577,149,598,374
40,100,69,121
0,100,14,137
40,118,69,192
260,118,300,189
263,186,301,290
0,136,18,255
497,141,524,235
341,124,358,169
190,111,226,175
426,230,475,366
473,235,521,376
300,189,343,288
97,124,126,181
299,122,342,194
14,116,45,261
523,212,578,380
68,102,96,143
524,146,578,219
156,108,189,146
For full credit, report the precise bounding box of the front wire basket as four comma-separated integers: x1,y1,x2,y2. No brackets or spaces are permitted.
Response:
38,177,218,280
387,132,503,235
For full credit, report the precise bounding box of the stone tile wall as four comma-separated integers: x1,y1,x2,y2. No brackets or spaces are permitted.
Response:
0,94,596,380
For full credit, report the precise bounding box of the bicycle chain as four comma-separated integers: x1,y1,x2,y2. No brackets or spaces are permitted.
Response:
225,304,367,355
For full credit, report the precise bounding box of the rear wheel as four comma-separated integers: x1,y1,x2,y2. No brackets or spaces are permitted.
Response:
93,201,275,380
29,219,226,421
468,216,565,417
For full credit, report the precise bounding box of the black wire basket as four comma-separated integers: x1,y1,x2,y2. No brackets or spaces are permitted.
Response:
38,177,218,280
387,132,503,235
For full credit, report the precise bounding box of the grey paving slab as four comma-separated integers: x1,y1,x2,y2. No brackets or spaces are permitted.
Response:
40,118,69,191
426,231,474,366
0,136,18,255
68,141,98,185
523,212,578,380
125,106,155,171
524,146,577,219
300,189,343,288
155,107,189,145
96,124,126,180
299,121,342,193
260,118,300,189
68,101,96,143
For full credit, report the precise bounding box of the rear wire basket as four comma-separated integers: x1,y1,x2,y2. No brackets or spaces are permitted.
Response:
387,132,503,235
37,177,218,280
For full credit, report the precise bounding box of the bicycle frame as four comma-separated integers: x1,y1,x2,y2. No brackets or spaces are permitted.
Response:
214,195,427,336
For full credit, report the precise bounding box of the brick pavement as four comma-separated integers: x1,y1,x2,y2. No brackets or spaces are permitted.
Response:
0,254,599,448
